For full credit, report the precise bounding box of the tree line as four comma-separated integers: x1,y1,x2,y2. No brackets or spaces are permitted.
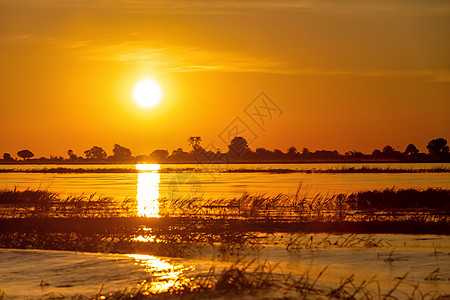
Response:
1,137,449,164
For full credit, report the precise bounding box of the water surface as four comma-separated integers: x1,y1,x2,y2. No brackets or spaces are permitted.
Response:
1,164,449,201
1,234,449,298
1,163,448,218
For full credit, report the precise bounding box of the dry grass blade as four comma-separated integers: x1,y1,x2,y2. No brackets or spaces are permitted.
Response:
425,268,441,281
383,273,408,300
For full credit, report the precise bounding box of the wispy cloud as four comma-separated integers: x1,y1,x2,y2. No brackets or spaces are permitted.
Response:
3,33,448,81
0,34,50,45
3,0,450,16
76,40,450,80
292,68,450,82
69,40,290,73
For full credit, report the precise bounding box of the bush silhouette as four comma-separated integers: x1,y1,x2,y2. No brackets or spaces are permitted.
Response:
3,153,14,161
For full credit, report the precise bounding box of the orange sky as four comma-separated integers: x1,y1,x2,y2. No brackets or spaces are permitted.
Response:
1,0,449,158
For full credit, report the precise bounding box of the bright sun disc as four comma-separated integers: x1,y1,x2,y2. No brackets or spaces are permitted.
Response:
133,78,162,108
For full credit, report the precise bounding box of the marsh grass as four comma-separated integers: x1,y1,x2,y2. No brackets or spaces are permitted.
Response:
1,187,449,299
0,187,449,258
0,227,398,260
424,268,445,281
0,167,137,174
0,188,136,218
384,249,396,263
152,264,447,300
286,233,391,251
224,166,450,174
0,187,448,226
0,229,269,258
158,187,450,223
15,260,444,300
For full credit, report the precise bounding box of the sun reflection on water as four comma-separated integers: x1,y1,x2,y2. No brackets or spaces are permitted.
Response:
127,254,192,293
136,164,160,217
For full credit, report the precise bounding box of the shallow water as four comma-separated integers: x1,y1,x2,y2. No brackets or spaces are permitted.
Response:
0,163,449,201
1,164,449,298
0,249,196,298
1,234,449,299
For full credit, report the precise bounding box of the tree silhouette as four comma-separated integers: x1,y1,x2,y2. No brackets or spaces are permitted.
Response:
253,147,270,160
188,137,202,151
4,135,449,163
426,138,448,156
273,149,284,159
382,145,395,154
67,149,78,160
312,150,340,160
111,144,133,160
170,148,189,161
84,146,107,160
371,149,382,158
228,136,249,156
345,150,364,159
286,146,299,160
17,150,34,161
187,137,207,160
287,146,297,156
381,145,401,159
404,144,419,156
150,149,169,162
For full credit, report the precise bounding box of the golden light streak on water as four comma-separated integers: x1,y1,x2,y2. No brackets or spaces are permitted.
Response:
136,164,160,217
127,254,191,293
136,164,160,172
133,235,156,242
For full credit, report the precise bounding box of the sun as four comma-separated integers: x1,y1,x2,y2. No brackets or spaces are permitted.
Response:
133,78,163,108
